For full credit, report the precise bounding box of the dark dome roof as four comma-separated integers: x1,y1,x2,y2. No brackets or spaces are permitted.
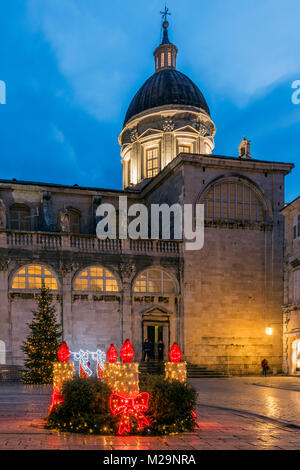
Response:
123,69,210,127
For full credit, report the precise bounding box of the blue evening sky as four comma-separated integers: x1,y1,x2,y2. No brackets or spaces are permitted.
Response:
0,0,299,202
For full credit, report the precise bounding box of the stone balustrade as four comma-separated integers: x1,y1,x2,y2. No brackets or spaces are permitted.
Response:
0,230,182,256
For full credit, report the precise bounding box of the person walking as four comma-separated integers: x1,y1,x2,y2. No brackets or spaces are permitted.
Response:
157,339,165,361
261,358,269,376
142,338,151,362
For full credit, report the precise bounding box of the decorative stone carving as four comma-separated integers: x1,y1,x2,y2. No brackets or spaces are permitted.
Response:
162,118,174,132
119,262,135,280
0,199,6,229
129,128,139,142
0,259,9,271
42,191,54,230
59,209,70,233
194,120,214,137
59,262,74,275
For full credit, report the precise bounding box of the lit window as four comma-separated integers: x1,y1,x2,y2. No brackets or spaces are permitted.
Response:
178,145,190,154
146,148,159,178
168,52,171,66
74,266,119,292
203,182,264,222
10,204,30,231
161,53,165,67
294,270,300,302
134,268,176,294
12,265,58,290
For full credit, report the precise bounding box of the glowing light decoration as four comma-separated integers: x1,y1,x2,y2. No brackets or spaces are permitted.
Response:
71,349,106,378
104,362,140,396
169,342,182,363
165,361,187,383
120,339,134,363
49,361,74,414
110,392,150,435
107,344,118,363
57,341,70,363
165,342,186,383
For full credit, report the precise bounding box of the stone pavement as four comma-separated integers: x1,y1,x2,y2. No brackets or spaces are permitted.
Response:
1,377,300,449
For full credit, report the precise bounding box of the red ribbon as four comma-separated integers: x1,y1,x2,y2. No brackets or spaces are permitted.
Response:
110,392,150,435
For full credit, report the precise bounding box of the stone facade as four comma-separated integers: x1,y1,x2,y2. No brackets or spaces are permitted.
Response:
0,22,295,376
282,197,300,374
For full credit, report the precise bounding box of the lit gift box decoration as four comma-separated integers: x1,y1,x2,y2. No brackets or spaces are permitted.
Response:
49,341,74,414
104,339,150,435
165,342,187,383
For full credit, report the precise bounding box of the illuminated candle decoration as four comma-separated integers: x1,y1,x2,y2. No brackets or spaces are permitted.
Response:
169,342,182,363
165,361,187,383
165,342,186,383
49,343,75,414
104,362,139,396
57,341,70,363
120,339,134,363
107,344,118,363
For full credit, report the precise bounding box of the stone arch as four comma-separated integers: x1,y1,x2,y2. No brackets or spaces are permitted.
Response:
72,265,121,293
196,174,273,222
132,266,178,295
10,263,60,291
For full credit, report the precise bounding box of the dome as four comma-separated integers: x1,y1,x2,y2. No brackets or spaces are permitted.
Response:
123,69,210,127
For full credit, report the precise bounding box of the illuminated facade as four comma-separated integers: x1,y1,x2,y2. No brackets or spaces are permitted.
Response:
282,197,300,374
0,20,295,375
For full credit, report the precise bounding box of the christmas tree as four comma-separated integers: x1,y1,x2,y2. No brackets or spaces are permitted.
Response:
22,285,62,384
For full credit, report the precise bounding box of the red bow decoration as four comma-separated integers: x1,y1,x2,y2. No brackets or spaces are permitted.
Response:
110,392,150,435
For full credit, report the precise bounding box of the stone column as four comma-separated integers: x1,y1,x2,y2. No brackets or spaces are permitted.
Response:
0,260,10,364
119,262,135,345
59,263,74,347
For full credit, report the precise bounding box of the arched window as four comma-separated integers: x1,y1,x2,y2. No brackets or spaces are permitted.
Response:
133,268,176,294
0,340,5,365
10,203,30,231
68,208,81,233
203,181,264,222
74,266,119,292
11,265,58,290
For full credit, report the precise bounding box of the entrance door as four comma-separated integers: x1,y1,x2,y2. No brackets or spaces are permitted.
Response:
146,325,164,360
143,322,168,361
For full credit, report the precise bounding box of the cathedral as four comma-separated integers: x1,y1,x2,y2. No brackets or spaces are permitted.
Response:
0,19,295,377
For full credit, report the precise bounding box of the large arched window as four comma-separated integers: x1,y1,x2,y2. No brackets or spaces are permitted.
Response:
203,181,264,222
10,203,31,230
74,266,119,292
11,265,58,290
133,268,176,294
